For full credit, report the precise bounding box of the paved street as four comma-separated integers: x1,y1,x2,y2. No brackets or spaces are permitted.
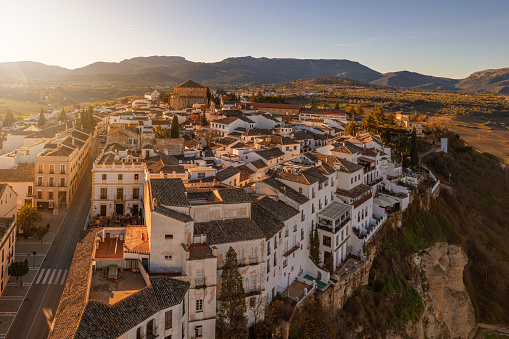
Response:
1,160,93,339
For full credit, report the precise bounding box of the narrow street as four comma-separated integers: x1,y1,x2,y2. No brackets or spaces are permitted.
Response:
4,161,92,339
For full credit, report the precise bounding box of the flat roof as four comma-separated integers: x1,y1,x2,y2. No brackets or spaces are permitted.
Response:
317,201,350,220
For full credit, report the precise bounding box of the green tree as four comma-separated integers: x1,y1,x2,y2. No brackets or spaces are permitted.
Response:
355,105,364,115
334,102,340,110
9,261,29,286
17,204,42,235
361,114,377,133
2,110,16,127
410,127,419,167
217,247,247,338
289,297,341,339
36,226,49,244
153,125,166,138
38,107,46,127
58,108,67,122
170,116,180,138
344,121,359,136
372,105,385,126
310,226,320,265
345,106,356,115
200,113,209,126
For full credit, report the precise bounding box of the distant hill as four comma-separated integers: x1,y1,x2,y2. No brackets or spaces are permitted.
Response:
456,67,509,94
0,61,68,81
370,71,459,91
0,56,507,93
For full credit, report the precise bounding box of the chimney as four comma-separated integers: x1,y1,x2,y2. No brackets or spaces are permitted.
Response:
211,246,218,257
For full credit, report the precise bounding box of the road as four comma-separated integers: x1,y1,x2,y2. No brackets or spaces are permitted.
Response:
5,161,93,339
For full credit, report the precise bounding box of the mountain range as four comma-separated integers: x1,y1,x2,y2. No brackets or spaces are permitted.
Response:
0,56,508,94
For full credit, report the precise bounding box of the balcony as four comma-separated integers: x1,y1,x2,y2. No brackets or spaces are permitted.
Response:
48,183,55,187
114,195,125,201
36,182,43,187
100,195,108,200
317,217,351,234
59,183,66,187
60,170,66,174
283,243,300,257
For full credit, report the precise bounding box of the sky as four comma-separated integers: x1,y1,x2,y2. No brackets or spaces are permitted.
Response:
0,0,508,78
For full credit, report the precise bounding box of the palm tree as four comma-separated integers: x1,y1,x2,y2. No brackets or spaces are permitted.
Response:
17,204,42,235
153,125,166,138
361,114,377,133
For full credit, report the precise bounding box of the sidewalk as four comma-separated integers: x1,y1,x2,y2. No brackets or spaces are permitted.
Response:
0,206,67,338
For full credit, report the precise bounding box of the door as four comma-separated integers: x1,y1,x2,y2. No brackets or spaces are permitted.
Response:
131,204,139,215
115,203,123,215
100,205,107,216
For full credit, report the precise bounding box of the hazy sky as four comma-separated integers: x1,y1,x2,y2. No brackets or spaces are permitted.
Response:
1,0,508,78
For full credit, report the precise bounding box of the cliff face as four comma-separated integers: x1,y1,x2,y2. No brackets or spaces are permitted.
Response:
406,243,476,339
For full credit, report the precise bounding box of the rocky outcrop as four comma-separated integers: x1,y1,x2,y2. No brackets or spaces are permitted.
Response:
407,243,476,339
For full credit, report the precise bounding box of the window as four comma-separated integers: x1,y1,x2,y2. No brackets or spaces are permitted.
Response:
37,191,42,199
49,164,54,174
60,177,66,187
196,299,203,312
182,323,185,339
164,255,172,260
312,204,315,213
100,188,107,199
102,174,107,180
197,172,205,179
182,299,185,316
48,191,54,200
38,164,43,173
298,187,302,193
134,173,139,180
116,188,123,200
136,327,142,339
60,164,66,174
133,187,140,200
37,177,43,186
165,311,173,329
301,210,305,221
301,229,304,241
195,326,203,338
28,186,33,197
283,258,287,268
250,297,256,308
323,235,331,247
165,234,173,239
146,319,154,337
118,174,123,181
196,269,204,286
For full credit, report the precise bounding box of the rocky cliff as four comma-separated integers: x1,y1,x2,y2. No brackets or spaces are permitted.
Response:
404,243,477,338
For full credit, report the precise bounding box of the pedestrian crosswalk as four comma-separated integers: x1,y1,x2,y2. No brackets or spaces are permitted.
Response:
34,269,68,285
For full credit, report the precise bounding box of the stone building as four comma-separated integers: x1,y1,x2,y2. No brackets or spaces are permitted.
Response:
169,80,208,109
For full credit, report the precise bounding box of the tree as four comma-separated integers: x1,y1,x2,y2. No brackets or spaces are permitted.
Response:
355,105,364,115
36,226,49,244
9,261,29,286
38,107,46,127
310,226,320,265
410,127,419,167
425,116,450,138
344,121,359,136
217,247,247,338
346,106,356,115
372,105,385,126
361,114,377,133
200,113,209,126
170,116,180,138
17,204,42,235
289,297,340,339
58,108,67,122
334,102,340,110
153,125,166,138
2,110,16,127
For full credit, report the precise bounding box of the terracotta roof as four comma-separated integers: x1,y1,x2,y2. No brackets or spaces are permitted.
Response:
336,183,372,199
176,79,204,88
216,137,239,146
0,163,34,182
336,158,364,173
124,226,150,254
215,166,240,181
261,177,309,204
249,159,267,170
153,205,193,222
216,188,251,203
151,178,189,206
251,204,284,239
237,165,254,182
255,147,285,161
194,218,265,245
256,196,299,222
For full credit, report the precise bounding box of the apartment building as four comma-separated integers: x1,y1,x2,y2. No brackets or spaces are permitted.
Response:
91,147,145,217
0,163,35,209
34,128,92,208
0,217,16,293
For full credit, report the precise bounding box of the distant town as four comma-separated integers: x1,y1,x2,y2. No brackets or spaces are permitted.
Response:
0,79,446,339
